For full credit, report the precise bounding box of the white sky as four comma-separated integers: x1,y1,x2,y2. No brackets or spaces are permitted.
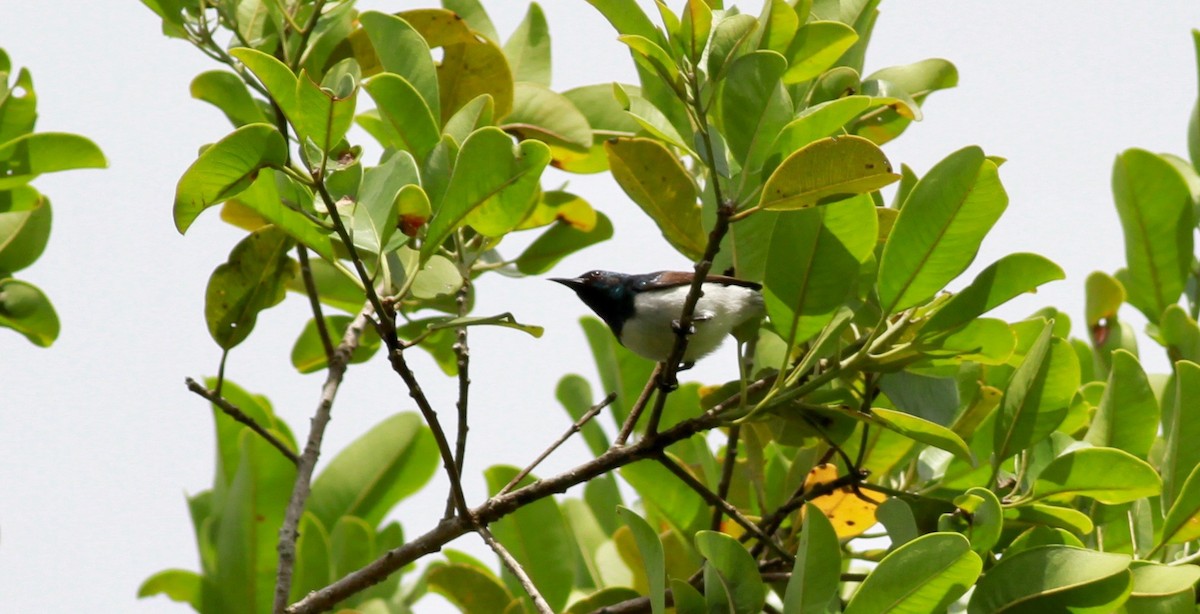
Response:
3,1,1200,612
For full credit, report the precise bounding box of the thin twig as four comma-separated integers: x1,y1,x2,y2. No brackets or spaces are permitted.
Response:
273,305,371,614
710,425,741,531
296,245,335,359
477,525,553,614
499,393,618,496
185,378,299,465
615,365,661,446
445,279,472,518
656,453,794,564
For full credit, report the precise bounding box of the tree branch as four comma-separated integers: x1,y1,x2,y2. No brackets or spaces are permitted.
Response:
284,389,749,614
615,365,661,446
476,525,553,614
499,392,618,496
446,279,472,518
295,245,335,360
185,377,299,465
710,425,741,531
273,305,371,614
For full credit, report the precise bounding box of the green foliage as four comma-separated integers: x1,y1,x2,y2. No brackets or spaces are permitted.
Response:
0,49,105,346
139,2,1200,614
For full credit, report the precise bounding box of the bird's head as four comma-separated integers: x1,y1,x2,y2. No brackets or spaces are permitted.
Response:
550,270,635,332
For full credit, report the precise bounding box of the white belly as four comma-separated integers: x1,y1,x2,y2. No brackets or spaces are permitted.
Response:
620,283,763,362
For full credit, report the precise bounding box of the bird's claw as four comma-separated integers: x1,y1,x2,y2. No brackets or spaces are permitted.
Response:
671,319,695,336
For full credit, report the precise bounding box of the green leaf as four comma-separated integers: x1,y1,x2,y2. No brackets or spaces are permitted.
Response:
213,432,296,614
720,50,790,169
763,195,877,349
1031,447,1161,505
290,513,332,602
617,507,666,614
603,137,705,259
618,34,682,92
1160,305,1200,363
503,82,592,153
621,458,706,534
950,487,1004,555
845,534,981,613
760,135,898,211
783,503,841,614
308,413,437,530
1005,526,1084,556
290,315,382,373
695,530,765,614
1004,503,1095,536
0,188,49,273
364,73,440,161
585,0,667,49
0,132,106,190
877,146,1008,313
190,70,268,127
1112,148,1193,323
442,94,496,148
515,212,613,275
137,569,202,609
358,11,440,115
423,127,550,259
869,407,972,463
680,0,712,62
1165,362,1200,508
330,516,374,583
427,563,515,614
174,124,288,233
967,546,1132,614
671,578,707,614
348,150,419,256
1124,563,1200,612
1083,350,1158,458
485,466,575,611
707,13,759,79
1158,462,1200,546
0,63,37,144
223,169,335,261
761,96,873,178
782,21,858,83
914,317,1016,367
229,47,297,115
504,3,551,85
204,226,296,349
993,320,1079,464
293,68,357,153
924,253,1065,334
854,59,958,145
565,588,644,614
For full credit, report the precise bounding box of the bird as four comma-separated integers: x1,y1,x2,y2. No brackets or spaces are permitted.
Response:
551,270,764,364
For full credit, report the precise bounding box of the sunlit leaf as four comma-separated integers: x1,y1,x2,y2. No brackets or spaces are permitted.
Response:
760,135,897,211
174,123,288,233
504,3,551,85
804,463,881,538
0,131,105,190
1083,350,1157,458
1031,447,1161,505
967,546,1131,614
845,533,981,614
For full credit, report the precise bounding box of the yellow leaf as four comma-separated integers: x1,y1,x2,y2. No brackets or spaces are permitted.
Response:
802,463,884,538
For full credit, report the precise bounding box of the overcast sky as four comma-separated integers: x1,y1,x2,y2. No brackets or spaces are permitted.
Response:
3,1,1200,612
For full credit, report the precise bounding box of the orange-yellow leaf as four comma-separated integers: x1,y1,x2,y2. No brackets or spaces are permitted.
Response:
802,463,884,538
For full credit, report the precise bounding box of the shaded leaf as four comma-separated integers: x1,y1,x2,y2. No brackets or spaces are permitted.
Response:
604,137,705,259
204,226,296,349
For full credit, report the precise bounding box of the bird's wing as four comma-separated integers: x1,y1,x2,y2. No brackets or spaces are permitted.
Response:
646,271,762,291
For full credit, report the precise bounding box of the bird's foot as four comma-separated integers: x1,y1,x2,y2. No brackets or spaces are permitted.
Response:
679,361,695,372
671,319,695,336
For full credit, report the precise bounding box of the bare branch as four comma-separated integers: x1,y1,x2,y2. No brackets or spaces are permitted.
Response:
185,377,299,465
446,280,472,518
710,425,741,531
615,365,661,446
273,305,372,614
499,392,618,496
477,525,553,614
295,245,334,359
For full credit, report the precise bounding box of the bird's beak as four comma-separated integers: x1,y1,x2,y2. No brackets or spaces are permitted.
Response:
549,277,585,291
